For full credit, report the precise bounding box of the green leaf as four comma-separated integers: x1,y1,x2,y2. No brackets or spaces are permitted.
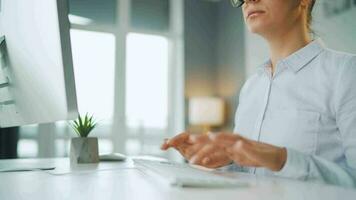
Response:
78,114,83,127
69,113,98,137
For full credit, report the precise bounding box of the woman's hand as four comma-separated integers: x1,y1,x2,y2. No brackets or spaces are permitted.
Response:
161,132,287,171
161,133,232,168
209,133,287,171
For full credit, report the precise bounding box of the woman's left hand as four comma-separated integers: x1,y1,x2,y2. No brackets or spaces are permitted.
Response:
206,133,287,172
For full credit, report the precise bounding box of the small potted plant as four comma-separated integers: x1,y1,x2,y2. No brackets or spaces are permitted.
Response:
69,113,99,164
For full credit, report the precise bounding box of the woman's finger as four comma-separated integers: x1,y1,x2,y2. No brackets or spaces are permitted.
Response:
175,143,190,156
189,144,216,165
160,138,170,150
203,150,231,168
184,143,205,160
166,132,190,148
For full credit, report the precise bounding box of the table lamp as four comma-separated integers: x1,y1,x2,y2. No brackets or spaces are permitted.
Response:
188,97,224,133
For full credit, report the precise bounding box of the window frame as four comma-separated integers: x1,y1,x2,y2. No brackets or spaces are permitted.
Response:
18,0,184,160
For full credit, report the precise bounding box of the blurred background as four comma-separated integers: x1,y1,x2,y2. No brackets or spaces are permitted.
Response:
1,0,355,160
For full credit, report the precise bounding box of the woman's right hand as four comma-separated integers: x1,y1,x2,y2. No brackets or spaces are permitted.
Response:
161,132,232,168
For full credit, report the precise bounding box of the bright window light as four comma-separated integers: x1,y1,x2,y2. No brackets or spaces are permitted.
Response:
68,14,93,25
98,139,113,154
70,30,115,122
55,139,69,157
18,139,38,157
126,33,169,129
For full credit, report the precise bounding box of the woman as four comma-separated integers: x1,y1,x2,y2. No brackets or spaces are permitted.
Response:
161,0,356,187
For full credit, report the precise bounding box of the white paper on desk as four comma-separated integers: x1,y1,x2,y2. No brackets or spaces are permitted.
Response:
0,163,55,172
0,167,55,172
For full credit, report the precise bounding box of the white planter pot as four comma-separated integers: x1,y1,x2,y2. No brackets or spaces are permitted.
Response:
70,137,99,164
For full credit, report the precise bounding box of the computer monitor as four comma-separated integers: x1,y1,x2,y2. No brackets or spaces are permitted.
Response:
0,0,78,128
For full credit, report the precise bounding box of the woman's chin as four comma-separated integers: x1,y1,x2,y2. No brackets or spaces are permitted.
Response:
248,27,263,34
247,24,267,35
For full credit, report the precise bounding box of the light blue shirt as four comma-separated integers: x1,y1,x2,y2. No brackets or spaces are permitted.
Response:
232,39,356,187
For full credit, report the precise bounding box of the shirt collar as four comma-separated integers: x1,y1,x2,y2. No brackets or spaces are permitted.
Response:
257,38,325,75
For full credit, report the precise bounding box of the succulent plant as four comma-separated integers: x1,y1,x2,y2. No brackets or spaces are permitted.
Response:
70,113,97,137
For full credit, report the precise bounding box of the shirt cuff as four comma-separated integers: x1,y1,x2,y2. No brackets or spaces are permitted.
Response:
273,148,309,180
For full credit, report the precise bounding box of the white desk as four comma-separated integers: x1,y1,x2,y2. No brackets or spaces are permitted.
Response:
0,157,355,200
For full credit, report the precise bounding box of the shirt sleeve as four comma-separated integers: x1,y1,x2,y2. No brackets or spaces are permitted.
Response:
273,148,356,187
273,56,356,187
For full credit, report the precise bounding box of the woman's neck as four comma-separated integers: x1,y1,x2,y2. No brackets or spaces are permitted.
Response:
265,23,312,74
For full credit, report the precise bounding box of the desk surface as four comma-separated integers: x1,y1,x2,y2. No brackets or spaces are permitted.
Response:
0,157,355,200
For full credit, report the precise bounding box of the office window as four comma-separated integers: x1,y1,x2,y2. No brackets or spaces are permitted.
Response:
69,0,117,25
17,139,38,157
98,139,114,154
131,0,170,31
67,29,116,155
54,139,67,157
17,0,184,159
70,29,115,122
18,125,38,157
125,139,141,155
125,33,169,130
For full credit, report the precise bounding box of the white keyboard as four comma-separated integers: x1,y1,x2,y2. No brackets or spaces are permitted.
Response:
133,159,249,188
